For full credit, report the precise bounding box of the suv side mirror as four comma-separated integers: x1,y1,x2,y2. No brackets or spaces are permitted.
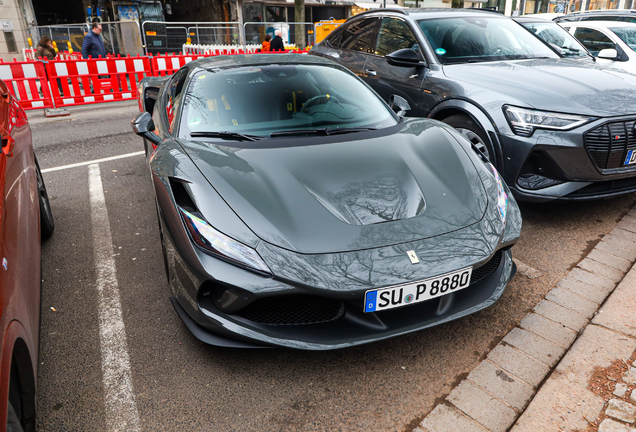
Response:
389,95,411,117
131,112,161,146
386,49,426,68
598,48,618,60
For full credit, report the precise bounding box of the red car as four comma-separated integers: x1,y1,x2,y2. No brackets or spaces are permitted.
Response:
0,80,54,432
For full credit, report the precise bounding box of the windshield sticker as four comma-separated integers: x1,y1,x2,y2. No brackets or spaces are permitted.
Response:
435,48,447,55
189,117,202,127
198,74,206,80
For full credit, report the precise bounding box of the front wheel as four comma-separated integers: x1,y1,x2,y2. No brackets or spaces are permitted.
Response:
443,114,496,167
35,155,54,240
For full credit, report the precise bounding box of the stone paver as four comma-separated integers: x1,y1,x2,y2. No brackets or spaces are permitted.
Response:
632,390,636,404
623,367,636,385
569,267,617,292
596,240,636,263
510,378,605,432
615,383,629,398
578,257,625,283
487,344,550,389
606,399,636,423
599,418,636,432
502,328,565,368
519,313,577,349
593,268,636,338
558,275,612,305
467,361,534,411
533,299,588,332
604,230,636,253
545,287,598,319
588,248,633,273
447,380,517,432
419,404,488,432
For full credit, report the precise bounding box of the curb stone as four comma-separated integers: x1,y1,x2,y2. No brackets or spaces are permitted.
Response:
413,204,636,432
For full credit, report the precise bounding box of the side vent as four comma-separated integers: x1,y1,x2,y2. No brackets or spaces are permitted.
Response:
169,178,198,212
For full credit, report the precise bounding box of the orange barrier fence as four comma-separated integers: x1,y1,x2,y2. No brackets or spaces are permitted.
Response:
0,60,54,110
45,55,153,108
149,53,206,77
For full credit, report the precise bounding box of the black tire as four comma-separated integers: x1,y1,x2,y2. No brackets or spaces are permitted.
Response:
6,401,24,432
442,114,497,167
35,156,54,240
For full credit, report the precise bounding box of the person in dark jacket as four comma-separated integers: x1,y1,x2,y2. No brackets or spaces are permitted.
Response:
82,22,106,59
270,30,285,52
36,36,56,60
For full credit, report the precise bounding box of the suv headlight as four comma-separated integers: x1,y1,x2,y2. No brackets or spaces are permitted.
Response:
503,105,593,137
489,164,508,225
179,208,272,277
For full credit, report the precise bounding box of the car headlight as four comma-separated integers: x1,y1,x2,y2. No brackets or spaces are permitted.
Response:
503,105,593,137
489,164,508,225
179,208,272,277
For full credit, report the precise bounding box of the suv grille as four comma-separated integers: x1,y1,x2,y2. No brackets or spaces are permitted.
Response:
584,120,636,170
470,250,503,285
235,295,345,326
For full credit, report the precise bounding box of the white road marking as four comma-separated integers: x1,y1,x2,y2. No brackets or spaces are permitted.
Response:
88,164,141,432
42,151,145,173
514,259,543,279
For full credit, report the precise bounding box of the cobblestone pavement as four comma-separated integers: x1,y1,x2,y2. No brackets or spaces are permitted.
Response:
414,207,636,432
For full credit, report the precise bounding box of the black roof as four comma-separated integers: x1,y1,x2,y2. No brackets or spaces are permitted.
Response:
352,7,507,20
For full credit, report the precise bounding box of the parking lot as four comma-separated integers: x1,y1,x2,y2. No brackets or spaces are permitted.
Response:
30,101,636,432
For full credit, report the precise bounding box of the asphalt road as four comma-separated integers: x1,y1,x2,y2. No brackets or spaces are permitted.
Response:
30,101,636,432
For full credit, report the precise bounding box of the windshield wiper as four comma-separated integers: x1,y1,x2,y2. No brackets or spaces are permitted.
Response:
190,131,262,142
270,127,376,137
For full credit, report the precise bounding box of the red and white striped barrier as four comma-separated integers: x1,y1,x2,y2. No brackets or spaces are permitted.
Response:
45,55,152,108
149,53,205,77
0,60,54,110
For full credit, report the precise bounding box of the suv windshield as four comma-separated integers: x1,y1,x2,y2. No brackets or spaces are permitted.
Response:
179,64,397,138
418,16,559,64
611,27,636,51
520,21,590,58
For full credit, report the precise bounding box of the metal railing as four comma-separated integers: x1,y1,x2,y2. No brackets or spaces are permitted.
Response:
243,22,316,47
141,21,243,55
28,21,142,57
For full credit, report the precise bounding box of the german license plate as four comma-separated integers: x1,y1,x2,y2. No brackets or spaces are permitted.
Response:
625,150,636,166
364,267,473,313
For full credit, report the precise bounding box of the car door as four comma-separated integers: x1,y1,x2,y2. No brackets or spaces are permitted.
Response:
324,17,380,77
362,17,428,117
0,80,40,345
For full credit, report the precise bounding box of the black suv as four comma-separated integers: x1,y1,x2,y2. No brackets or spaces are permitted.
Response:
310,8,636,202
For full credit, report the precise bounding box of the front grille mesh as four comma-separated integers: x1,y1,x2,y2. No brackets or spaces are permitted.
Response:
470,249,503,285
235,295,345,326
235,250,503,325
584,120,636,170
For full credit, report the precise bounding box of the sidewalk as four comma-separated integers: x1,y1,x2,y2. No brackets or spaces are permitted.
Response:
414,207,636,432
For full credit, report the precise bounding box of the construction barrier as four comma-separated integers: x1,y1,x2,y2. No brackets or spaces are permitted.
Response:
45,55,152,108
4,50,315,110
149,53,206,77
182,43,309,56
0,59,54,110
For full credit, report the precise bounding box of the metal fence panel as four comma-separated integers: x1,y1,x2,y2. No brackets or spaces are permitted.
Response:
142,21,241,55
28,21,142,58
244,22,316,47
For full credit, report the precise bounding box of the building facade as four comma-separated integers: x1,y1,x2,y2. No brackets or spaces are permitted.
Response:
0,0,36,62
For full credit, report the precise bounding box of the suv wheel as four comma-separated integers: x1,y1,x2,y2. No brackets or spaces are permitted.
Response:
443,114,496,167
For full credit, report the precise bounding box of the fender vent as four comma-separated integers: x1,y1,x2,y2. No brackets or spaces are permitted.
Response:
470,249,503,285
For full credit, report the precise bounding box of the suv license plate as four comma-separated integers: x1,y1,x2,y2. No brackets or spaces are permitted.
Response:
625,150,636,166
364,267,473,313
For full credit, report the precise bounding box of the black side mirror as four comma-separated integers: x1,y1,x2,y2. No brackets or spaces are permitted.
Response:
386,49,426,68
389,95,411,117
131,112,161,146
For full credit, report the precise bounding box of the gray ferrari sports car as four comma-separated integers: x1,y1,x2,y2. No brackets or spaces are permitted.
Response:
131,54,521,350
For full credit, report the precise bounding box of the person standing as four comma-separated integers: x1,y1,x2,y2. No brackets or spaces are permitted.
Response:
261,34,271,52
36,36,56,60
82,21,106,59
270,30,285,52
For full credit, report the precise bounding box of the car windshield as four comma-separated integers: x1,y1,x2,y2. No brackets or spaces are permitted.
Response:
520,21,590,58
179,64,397,138
418,16,559,64
611,26,636,51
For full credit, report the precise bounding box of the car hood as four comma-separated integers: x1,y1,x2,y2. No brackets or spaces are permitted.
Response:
443,58,636,117
179,120,488,254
